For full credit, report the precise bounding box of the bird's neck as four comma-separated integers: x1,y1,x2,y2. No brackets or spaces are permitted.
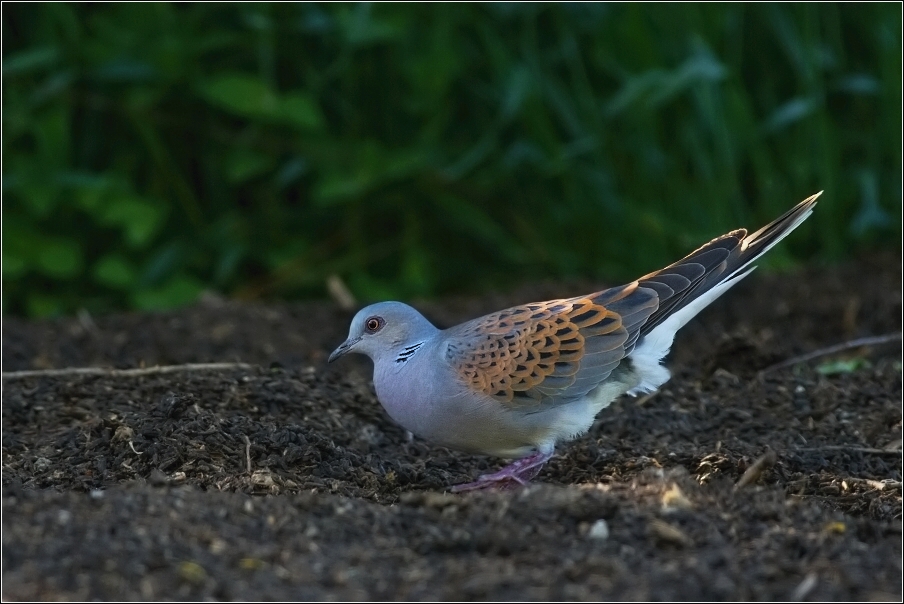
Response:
371,336,440,433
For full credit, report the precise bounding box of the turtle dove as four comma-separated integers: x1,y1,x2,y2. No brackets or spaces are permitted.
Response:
329,193,820,491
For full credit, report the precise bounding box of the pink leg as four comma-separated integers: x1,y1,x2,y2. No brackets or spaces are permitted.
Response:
450,450,553,493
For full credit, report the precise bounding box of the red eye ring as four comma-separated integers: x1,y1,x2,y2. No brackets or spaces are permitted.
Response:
365,316,384,333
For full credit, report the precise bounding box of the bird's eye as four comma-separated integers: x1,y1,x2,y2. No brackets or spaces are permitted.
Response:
365,316,385,333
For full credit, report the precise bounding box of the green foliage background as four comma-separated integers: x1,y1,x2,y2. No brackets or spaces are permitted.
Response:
3,3,901,317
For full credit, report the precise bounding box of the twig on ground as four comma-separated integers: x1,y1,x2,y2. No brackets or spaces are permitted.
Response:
759,332,902,376
790,573,818,601
794,445,902,457
840,477,903,491
2,362,257,381
734,449,777,490
327,274,357,310
244,435,252,474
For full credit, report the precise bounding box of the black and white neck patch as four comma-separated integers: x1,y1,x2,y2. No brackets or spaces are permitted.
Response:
395,342,424,364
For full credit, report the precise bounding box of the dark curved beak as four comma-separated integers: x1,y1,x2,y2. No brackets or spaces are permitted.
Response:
328,336,361,363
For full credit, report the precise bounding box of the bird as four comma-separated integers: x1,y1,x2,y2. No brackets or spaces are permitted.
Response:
329,193,820,492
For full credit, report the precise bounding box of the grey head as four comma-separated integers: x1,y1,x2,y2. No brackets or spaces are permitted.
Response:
328,301,439,364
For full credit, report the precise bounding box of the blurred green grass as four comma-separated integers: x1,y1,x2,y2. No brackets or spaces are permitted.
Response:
2,3,900,317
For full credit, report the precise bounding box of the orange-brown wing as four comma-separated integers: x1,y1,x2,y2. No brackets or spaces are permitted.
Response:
443,283,659,406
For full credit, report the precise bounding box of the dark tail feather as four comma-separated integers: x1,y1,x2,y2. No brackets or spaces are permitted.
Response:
636,192,821,339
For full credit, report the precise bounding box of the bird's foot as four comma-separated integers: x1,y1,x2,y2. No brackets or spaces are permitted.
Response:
450,450,553,493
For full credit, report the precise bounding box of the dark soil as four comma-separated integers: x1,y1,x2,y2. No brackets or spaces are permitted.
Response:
3,253,902,601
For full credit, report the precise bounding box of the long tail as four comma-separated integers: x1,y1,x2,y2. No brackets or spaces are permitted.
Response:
626,192,820,392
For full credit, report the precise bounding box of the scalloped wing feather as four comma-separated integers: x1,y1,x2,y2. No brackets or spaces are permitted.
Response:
444,283,658,406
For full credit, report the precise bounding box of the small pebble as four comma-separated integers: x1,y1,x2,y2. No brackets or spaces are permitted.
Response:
587,519,609,540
